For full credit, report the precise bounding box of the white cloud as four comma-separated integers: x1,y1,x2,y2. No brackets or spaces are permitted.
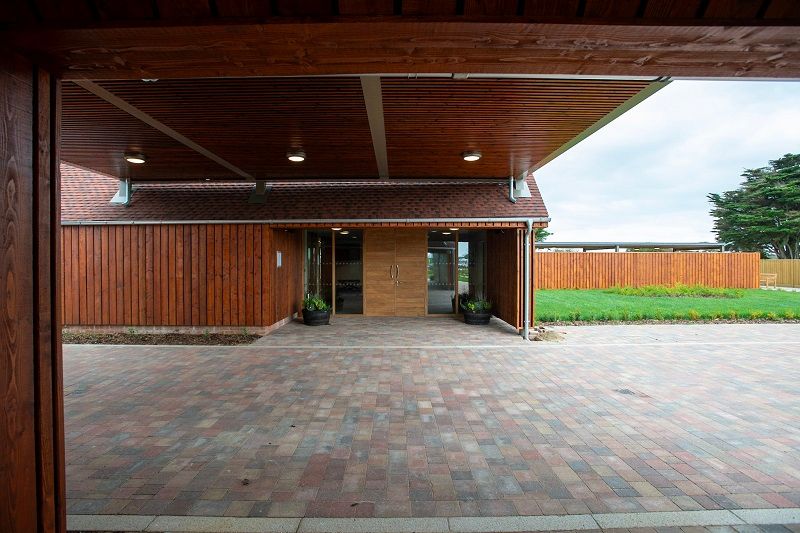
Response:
534,80,800,242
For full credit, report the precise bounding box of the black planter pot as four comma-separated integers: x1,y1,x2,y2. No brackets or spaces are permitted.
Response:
462,309,491,325
302,309,331,326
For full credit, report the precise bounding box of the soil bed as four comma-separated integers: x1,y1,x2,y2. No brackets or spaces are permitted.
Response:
63,331,261,345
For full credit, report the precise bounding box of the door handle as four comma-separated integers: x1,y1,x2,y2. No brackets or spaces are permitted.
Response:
395,264,400,286
390,264,396,279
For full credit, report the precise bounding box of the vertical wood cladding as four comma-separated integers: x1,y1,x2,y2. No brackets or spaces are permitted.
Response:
0,52,66,533
61,224,302,327
486,229,522,330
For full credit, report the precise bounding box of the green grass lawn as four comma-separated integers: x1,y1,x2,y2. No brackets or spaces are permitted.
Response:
535,288,800,322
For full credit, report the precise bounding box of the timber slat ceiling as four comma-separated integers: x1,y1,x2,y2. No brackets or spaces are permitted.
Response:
381,78,650,178
62,83,236,180
5,0,799,24
95,77,378,179
60,76,651,181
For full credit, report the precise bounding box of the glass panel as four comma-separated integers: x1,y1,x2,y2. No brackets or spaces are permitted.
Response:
458,230,488,302
427,230,456,314
305,230,333,307
334,230,363,314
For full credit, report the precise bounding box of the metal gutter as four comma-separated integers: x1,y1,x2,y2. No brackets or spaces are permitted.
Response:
61,217,551,226
522,219,533,341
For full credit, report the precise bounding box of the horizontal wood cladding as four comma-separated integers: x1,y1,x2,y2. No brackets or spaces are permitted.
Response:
535,252,761,289
382,78,650,178
61,224,303,327
6,23,798,81
486,229,522,329
6,0,799,25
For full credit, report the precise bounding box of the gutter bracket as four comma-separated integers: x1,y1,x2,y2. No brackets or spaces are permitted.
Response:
248,180,271,204
110,178,132,206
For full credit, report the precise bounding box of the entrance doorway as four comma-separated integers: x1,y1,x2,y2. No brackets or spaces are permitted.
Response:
363,228,428,316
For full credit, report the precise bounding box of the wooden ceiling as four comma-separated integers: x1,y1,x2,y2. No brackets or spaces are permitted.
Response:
1,1,799,80
60,75,653,181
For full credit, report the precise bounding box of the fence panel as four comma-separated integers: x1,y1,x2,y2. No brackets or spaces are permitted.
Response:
536,252,759,289
760,259,800,288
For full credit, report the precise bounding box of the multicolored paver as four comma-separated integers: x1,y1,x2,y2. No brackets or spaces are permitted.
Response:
64,321,800,519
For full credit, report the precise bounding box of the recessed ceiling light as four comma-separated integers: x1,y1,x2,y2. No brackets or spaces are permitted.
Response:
287,150,306,162
449,228,459,231
340,230,350,235
205,178,211,181
124,153,146,164
332,227,342,231
442,232,452,235
462,151,481,162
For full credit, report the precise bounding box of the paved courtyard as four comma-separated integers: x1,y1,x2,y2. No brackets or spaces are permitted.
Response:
64,321,800,527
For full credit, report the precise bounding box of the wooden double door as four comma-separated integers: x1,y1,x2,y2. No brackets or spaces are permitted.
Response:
363,228,427,316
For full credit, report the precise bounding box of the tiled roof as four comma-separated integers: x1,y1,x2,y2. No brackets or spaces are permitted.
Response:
60,164,548,223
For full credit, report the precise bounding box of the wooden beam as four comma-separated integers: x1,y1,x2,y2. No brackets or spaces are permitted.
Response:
4,21,799,80
360,76,390,179
0,49,66,533
71,80,253,179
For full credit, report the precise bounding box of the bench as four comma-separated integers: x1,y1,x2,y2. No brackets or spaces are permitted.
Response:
760,272,778,288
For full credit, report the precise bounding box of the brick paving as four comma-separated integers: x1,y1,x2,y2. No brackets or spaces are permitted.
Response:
64,322,800,519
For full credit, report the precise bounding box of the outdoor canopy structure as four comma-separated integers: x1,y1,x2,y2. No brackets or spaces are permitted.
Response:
2,2,800,532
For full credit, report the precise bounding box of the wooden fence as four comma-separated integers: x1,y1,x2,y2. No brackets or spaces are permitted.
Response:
760,259,800,288
61,224,303,328
535,252,760,289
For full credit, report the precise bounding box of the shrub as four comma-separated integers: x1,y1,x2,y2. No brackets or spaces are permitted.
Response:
687,309,701,320
460,294,492,312
749,310,763,320
728,310,738,320
765,312,779,321
606,284,744,299
784,309,796,320
303,295,331,311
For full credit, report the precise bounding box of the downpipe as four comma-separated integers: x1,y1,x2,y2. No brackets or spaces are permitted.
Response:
522,219,532,341
508,175,517,203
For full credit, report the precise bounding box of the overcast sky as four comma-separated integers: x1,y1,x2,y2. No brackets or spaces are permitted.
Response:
534,80,800,243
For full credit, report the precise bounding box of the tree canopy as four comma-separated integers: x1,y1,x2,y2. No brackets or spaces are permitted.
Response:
708,153,800,259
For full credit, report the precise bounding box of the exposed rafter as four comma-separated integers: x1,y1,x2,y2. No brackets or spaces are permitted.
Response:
72,80,252,180
360,76,389,179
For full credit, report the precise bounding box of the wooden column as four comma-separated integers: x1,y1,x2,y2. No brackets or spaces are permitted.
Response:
0,50,65,533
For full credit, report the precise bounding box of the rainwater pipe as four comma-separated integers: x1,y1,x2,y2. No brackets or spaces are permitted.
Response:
508,175,517,203
522,219,532,341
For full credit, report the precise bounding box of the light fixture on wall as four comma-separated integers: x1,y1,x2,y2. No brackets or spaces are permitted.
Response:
331,227,342,231
442,232,452,235
340,230,350,235
287,150,306,162
462,151,481,162
449,228,459,231
124,152,146,164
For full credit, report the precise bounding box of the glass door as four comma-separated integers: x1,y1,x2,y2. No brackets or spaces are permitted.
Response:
334,230,363,314
427,230,456,314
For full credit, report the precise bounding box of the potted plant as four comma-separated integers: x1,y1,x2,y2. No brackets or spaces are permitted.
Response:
302,295,331,326
460,295,492,325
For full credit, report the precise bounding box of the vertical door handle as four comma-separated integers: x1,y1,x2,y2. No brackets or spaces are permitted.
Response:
390,265,396,279
395,264,400,286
